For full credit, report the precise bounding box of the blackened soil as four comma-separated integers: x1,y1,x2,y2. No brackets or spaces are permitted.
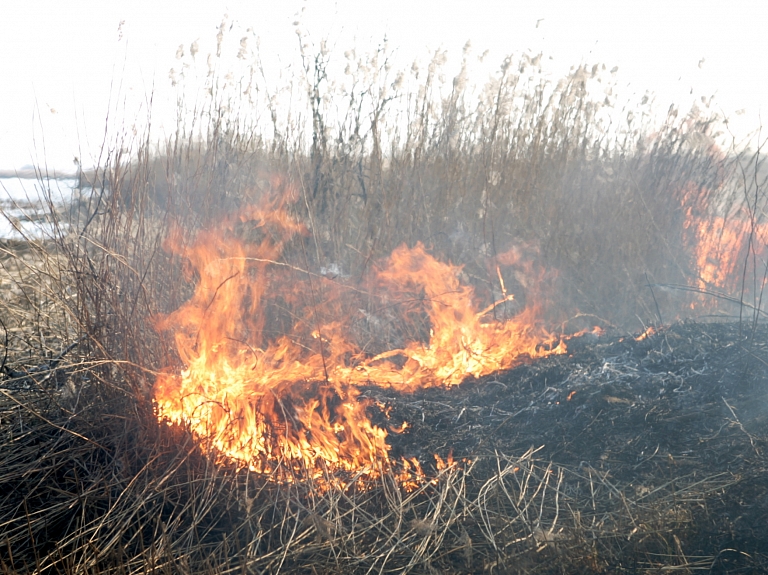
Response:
365,321,768,572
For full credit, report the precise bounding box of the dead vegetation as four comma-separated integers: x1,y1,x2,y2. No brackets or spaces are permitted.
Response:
1,323,767,574
0,23,767,574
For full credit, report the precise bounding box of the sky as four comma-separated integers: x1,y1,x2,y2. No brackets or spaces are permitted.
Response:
0,0,765,172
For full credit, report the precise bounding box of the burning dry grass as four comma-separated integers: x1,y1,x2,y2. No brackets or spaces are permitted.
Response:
148,187,578,483
1,27,768,575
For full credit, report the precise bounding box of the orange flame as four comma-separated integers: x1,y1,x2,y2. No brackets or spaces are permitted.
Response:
679,182,768,314
634,326,656,341
152,186,567,483
686,214,768,316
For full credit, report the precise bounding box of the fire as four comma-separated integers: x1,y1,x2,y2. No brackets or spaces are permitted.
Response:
634,326,655,341
693,216,768,291
152,184,567,483
685,214,768,316
347,243,565,390
681,182,768,311
434,452,456,471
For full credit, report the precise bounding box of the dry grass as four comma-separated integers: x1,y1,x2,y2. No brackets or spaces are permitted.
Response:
0,241,76,370
1,360,765,575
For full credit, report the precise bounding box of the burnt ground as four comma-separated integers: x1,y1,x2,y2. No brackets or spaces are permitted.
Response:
1,320,767,574
380,321,768,467
365,320,768,572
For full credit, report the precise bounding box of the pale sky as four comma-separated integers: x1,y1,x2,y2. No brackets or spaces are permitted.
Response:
1,0,765,172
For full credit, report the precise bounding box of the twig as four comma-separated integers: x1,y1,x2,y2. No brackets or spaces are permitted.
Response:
722,397,758,452
648,283,768,318
1,338,82,384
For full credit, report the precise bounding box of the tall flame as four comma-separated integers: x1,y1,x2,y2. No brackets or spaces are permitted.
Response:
152,186,566,481
679,181,768,313
693,216,768,292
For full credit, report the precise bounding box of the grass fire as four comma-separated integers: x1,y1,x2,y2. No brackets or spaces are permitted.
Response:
152,184,570,484
0,17,767,575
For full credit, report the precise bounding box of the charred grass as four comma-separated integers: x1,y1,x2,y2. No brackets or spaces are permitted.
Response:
1,32,768,574
1,323,767,574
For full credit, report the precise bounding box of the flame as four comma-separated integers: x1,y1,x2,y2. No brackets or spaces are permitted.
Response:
679,181,768,313
153,185,567,483
634,326,655,341
693,216,768,291
434,452,455,471
695,217,745,289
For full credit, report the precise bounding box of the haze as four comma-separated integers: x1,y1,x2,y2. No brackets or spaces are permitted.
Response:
1,0,764,171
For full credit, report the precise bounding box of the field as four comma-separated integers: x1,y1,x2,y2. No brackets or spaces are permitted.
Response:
1,35,767,574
